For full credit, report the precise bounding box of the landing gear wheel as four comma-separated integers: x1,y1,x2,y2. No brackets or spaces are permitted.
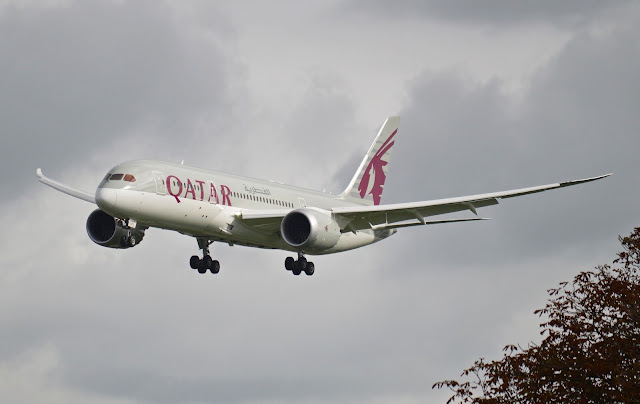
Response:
292,264,302,276
298,256,308,270
210,260,220,274
285,257,294,271
304,262,315,276
127,235,137,247
192,238,221,274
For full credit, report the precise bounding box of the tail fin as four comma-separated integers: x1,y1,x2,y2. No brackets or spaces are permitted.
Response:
339,116,400,206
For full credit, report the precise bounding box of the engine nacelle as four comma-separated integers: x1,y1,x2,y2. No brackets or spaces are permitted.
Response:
280,208,341,251
86,209,145,249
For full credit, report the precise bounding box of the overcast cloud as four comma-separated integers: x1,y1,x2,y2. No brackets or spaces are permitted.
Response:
1,1,639,403
349,0,629,27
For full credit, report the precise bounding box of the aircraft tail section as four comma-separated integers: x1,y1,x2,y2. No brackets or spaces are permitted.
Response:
339,116,400,206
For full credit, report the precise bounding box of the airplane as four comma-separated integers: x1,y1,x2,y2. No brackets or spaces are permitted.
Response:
37,116,610,276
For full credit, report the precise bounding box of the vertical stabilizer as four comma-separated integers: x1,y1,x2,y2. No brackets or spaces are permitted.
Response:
340,116,400,206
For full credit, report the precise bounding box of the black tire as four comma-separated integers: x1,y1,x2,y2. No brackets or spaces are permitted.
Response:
210,260,220,274
304,262,315,276
190,255,199,269
292,263,302,276
197,259,208,274
285,257,294,270
298,256,307,270
204,255,213,269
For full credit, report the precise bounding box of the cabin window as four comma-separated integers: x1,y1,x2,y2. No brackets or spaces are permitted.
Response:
123,174,136,182
110,173,124,181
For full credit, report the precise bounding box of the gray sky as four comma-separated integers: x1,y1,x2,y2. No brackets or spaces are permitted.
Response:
1,1,638,403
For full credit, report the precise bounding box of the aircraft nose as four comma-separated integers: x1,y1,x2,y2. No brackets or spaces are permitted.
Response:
95,188,117,211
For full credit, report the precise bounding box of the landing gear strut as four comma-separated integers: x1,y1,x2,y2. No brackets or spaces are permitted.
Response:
284,252,315,276
190,238,220,274
119,219,139,248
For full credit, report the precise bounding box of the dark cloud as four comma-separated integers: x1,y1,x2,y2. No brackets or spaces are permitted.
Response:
384,23,639,272
0,0,234,201
347,0,627,26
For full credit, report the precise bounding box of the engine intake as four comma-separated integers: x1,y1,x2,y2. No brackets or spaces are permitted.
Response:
280,208,341,251
86,209,144,249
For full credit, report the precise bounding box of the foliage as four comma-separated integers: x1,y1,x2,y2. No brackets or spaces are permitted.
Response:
434,228,640,403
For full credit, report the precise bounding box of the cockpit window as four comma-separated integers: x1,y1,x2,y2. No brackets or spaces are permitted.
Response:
110,173,124,181
123,174,136,182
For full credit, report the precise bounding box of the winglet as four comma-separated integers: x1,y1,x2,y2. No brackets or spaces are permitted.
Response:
559,173,612,188
36,168,96,204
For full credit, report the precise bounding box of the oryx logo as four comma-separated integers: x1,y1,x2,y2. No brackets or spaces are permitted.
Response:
358,129,396,205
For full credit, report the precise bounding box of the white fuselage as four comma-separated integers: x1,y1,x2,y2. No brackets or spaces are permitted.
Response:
95,160,393,255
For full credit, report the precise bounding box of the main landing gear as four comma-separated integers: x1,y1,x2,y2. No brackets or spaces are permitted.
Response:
190,238,220,274
284,252,315,276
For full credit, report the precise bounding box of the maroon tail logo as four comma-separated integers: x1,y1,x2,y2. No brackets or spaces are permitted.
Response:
357,129,396,205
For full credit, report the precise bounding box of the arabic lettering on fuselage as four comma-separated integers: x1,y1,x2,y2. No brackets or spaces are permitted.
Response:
243,184,271,195
166,175,232,205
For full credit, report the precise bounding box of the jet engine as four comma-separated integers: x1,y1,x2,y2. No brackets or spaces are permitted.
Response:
86,209,145,249
280,208,341,251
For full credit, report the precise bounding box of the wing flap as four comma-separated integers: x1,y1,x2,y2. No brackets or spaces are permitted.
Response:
371,217,489,231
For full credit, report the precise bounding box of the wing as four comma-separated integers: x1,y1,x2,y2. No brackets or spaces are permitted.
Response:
237,174,610,234
36,168,96,204
332,174,611,232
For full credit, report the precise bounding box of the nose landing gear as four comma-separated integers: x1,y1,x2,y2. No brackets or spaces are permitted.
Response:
190,238,220,274
284,252,315,276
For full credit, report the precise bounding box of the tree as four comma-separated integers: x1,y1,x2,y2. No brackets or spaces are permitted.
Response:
434,228,640,403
